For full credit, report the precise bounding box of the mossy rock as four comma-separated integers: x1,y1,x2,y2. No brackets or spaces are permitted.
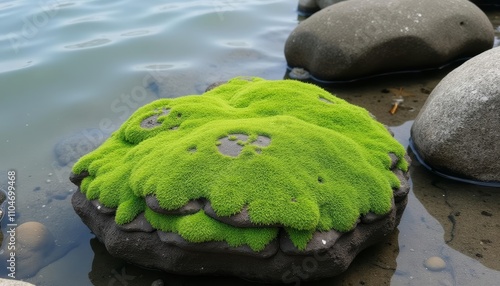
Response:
71,77,408,253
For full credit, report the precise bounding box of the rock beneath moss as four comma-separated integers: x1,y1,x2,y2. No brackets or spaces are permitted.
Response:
72,188,408,282
279,228,343,255
146,195,203,215
70,77,411,281
157,231,279,258
286,0,494,81
204,203,282,228
0,279,36,286
117,213,154,233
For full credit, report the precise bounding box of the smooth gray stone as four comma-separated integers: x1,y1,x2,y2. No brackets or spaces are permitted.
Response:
285,0,494,81
411,47,500,182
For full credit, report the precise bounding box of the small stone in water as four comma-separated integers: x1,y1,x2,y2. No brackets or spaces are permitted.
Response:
151,279,164,286
424,256,446,271
289,67,311,80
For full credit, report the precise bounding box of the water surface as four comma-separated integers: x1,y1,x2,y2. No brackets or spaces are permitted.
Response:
0,1,499,285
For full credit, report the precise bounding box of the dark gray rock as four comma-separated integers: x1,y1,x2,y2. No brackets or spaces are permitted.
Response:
203,202,282,228
286,0,494,81
90,199,116,215
411,47,500,183
469,0,500,5
157,231,279,258
71,159,410,282
146,195,203,215
73,191,407,282
117,212,154,233
141,108,171,129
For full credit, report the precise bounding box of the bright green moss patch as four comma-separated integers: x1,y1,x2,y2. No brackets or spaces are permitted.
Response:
145,208,278,251
73,77,408,250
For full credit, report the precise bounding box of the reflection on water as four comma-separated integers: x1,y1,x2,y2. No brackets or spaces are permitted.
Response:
65,38,112,49
0,1,499,285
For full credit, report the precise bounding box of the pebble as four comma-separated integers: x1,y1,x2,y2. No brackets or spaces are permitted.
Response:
424,256,446,271
151,279,164,286
288,67,311,80
17,221,54,250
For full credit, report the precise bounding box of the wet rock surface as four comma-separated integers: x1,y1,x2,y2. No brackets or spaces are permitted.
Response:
72,184,409,282
286,0,494,81
71,150,410,281
411,47,500,183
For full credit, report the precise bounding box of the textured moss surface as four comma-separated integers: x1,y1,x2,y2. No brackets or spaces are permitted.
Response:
73,77,408,251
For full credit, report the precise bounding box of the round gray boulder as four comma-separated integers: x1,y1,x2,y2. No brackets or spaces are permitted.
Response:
411,47,500,184
286,0,494,81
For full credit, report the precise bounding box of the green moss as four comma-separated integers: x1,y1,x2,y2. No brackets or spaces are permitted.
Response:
145,208,278,251
73,77,408,250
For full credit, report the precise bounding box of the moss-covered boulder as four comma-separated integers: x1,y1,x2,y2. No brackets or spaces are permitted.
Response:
71,77,410,281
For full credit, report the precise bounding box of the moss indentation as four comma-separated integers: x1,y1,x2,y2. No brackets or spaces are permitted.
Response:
73,77,408,250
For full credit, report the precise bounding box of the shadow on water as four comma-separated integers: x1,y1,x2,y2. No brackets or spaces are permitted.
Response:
409,152,500,271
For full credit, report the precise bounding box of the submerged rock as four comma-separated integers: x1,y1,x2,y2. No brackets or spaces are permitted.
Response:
286,0,494,81
14,222,55,278
424,256,447,271
54,129,109,166
70,77,410,281
411,47,500,184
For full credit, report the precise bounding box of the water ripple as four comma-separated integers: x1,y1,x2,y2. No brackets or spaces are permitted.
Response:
121,30,150,37
64,38,112,50
0,59,35,74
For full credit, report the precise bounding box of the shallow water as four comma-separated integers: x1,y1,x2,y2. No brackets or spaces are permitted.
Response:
0,1,499,285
